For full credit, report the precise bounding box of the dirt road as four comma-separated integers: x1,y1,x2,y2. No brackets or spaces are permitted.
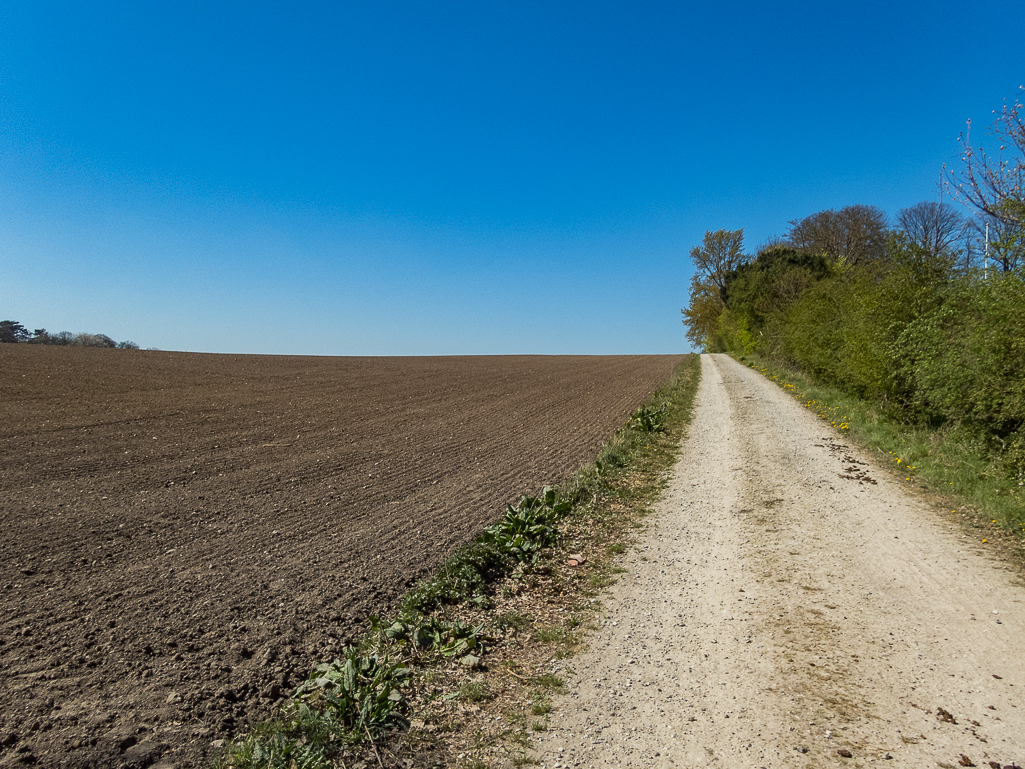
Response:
530,354,1024,768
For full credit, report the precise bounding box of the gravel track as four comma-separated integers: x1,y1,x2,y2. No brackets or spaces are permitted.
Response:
531,353,1025,768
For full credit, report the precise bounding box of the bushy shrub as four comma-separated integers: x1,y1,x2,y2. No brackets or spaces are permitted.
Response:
896,272,1025,476
708,227,1024,477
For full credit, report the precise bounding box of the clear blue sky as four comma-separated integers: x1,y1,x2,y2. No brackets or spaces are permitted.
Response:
2,0,1022,355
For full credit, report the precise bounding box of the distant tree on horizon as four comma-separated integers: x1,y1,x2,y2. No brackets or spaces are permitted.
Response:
0,320,30,343
0,319,141,348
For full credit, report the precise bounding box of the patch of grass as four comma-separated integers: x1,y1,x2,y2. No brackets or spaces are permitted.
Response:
533,674,565,692
606,542,627,555
533,626,569,643
586,573,617,589
400,541,508,614
533,624,580,659
496,611,530,632
459,680,493,703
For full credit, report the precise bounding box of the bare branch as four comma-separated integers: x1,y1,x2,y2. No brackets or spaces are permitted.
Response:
896,201,967,259
787,205,888,266
945,87,1025,228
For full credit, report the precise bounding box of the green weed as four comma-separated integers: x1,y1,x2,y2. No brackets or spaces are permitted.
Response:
458,680,493,703
533,674,565,692
497,611,530,632
482,487,571,564
400,542,507,614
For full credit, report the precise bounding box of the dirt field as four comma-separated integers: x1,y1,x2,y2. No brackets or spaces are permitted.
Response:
0,346,684,769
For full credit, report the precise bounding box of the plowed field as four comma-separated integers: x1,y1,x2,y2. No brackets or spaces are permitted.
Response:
0,346,684,768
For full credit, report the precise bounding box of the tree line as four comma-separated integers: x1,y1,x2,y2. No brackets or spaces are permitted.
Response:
682,91,1024,482
0,320,140,349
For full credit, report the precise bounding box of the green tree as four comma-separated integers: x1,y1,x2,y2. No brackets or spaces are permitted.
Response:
722,248,830,326
771,267,886,396
0,320,30,343
896,271,1025,475
681,273,724,351
682,228,749,351
689,228,749,299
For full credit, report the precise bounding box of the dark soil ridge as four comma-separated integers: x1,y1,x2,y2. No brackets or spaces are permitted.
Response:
0,347,683,769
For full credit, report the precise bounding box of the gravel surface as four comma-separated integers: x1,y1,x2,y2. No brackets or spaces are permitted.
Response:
530,354,1025,768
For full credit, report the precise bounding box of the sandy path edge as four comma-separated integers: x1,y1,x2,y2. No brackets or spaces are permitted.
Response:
526,354,1024,768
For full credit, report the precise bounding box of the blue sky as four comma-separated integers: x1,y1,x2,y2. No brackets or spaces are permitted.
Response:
2,0,1022,355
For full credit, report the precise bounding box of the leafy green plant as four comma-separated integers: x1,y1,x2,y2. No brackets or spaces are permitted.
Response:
384,617,487,663
215,718,333,769
401,542,507,613
482,487,570,563
216,648,410,768
630,403,667,432
290,649,411,740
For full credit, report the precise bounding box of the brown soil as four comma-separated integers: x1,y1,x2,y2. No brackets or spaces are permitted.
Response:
0,346,683,769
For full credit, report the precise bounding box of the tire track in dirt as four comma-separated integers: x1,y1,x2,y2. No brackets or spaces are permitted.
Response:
530,353,1025,768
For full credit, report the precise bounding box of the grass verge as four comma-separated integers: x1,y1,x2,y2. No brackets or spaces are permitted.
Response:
737,354,1025,545
213,354,701,769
